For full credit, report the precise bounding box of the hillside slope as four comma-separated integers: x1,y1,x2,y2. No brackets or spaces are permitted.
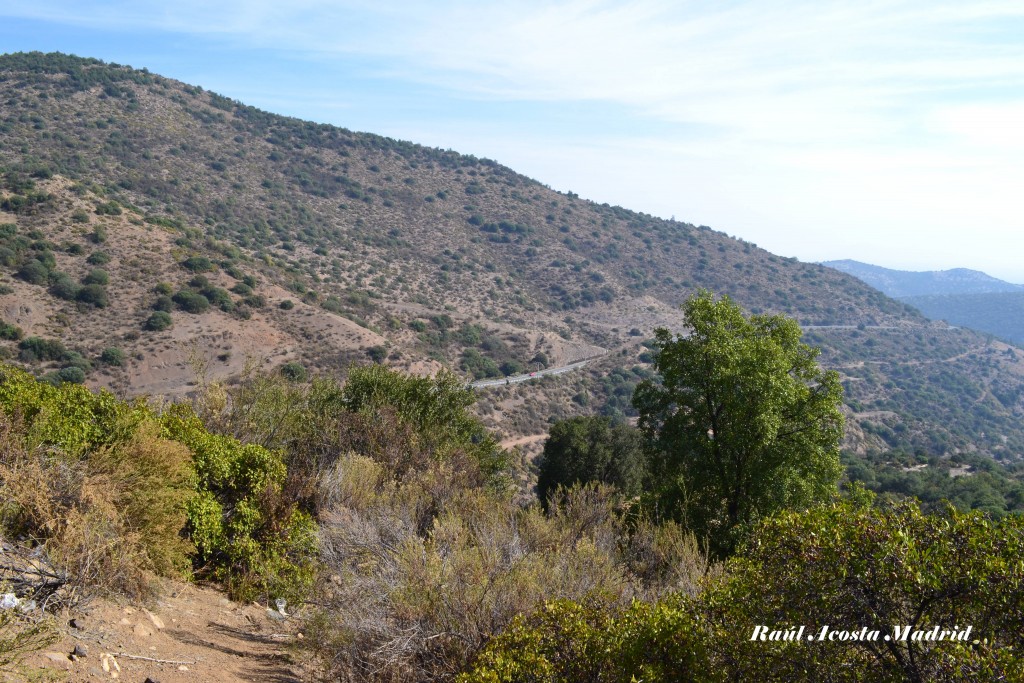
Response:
1,52,1023,460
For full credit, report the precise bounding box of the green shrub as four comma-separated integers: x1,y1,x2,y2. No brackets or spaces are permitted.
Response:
17,337,79,364
181,255,213,272
0,321,22,341
15,259,48,285
70,208,90,223
536,416,647,505
55,366,87,384
173,289,210,314
200,286,233,311
48,272,80,300
153,294,174,312
76,283,108,307
144,311,173,331
280,362,307,382
86,251,110,265
94,201,121,216
160,404,317,603
0,366,193,599
82,268,109,285
279,299,294,310
699,495,1024,681
100,347,125,366
459,596,707,683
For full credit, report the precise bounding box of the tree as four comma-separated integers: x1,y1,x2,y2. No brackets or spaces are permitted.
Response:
536,416,646,505
633,290,843,556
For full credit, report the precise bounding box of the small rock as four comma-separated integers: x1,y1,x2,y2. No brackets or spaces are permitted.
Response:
296,632,304,640
43,652,67,663
133,622,154,638
72,643,89,658
69,617,83,629
118,617,131,625
145,678,162,683
143,608,165,629
177,665,189,672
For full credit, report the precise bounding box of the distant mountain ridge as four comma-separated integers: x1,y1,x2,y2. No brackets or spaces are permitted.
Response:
823,260,1024,345
822,260,1024,298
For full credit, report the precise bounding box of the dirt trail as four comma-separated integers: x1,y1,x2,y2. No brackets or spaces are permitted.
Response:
15,583,306,683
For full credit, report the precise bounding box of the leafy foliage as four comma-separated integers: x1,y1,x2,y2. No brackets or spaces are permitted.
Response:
536,416,646,505
634,291,844,556
160,404,317,603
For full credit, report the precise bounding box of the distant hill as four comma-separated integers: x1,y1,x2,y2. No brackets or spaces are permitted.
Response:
822,260,1023,298
901,292,1024,345
823,260,1024,345
2,52,1024,461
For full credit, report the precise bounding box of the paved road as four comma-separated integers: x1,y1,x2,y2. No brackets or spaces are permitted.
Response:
469,357,599,388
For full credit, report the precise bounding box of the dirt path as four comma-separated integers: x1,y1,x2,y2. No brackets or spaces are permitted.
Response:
17,583,306,682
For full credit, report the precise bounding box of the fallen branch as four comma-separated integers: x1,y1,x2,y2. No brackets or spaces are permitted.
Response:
110,652,195,665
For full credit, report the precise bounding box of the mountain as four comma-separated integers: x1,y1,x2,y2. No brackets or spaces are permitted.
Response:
823,260,1024,345
1,52,1024,461
899,292,1024,346
822,259,1024,298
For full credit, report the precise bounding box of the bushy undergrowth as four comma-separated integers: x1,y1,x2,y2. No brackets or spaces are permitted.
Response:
462,495,1024,682
0,364,315,607
0,367,192,600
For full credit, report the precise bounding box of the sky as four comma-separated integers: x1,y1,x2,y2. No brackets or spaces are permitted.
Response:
2,1,1024,282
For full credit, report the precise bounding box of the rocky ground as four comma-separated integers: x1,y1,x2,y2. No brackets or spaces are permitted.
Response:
10,583,306,683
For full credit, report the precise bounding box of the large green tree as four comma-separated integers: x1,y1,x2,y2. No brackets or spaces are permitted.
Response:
633,290,843,555
536,416,646,505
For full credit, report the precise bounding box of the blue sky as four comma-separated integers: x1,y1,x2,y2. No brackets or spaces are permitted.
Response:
3,1,1024,281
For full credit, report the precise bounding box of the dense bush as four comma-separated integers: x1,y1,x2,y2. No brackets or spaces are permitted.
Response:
100,347,125,366
144,310,173,331
536,416,646,505
15,259,48,285
0,366,193,599
181,255,213,272
173,289,210,313
161,404,317,603
82,268,109,285
0,363,318,608
0,320,22,341
75,283,108,307
48,272,80,300
462,495,1024,682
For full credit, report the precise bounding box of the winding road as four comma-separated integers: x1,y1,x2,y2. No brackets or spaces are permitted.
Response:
469,356,601,388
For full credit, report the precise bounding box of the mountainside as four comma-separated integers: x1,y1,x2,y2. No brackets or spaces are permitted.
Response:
1,52,1024,461
824,259,1024,346
901,292,1024,346
823,259,1024,298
